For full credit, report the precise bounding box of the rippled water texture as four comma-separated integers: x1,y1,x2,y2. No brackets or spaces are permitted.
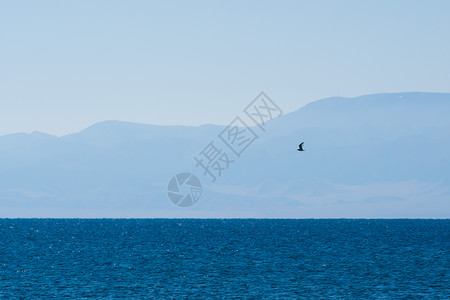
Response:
0,219,448,298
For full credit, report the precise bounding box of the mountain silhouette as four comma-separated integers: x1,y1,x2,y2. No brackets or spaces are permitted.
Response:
0,92,449,218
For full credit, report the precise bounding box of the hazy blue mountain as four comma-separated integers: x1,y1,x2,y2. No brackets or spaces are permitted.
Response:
1,92,449,217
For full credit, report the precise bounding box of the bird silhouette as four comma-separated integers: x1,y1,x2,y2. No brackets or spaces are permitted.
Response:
297,142,304,151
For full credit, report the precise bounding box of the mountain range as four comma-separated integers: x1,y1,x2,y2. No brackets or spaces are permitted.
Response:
1,92,449,217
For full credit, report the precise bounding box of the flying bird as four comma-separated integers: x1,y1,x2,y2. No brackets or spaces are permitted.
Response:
297,142,304,151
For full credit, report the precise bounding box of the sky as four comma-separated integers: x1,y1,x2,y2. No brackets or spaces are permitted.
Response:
1,0,449,136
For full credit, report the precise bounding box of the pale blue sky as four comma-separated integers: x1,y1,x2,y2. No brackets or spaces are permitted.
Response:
1,0,449,136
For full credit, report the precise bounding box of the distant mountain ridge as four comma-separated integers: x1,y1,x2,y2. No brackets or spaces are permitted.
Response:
0,92,449,218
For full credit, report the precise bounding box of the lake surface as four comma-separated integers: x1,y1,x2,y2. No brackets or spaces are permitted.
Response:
0,219,448,298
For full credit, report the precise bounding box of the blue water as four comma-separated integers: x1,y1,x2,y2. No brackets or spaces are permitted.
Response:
0,219,448,298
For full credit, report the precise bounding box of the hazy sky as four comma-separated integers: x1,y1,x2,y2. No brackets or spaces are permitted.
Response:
1,0,449,136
